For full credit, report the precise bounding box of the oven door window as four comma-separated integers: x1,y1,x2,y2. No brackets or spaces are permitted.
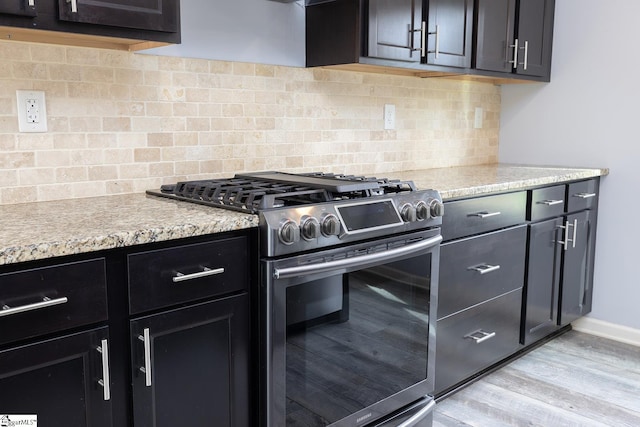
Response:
285,254,431,425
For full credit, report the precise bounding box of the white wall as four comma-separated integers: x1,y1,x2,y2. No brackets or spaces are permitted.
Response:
500,0,640,329
143,0,305,66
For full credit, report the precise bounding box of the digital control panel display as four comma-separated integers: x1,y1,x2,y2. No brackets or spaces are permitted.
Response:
336,200,403,233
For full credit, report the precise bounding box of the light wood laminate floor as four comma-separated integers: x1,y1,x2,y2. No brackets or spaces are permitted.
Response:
433,330,640,427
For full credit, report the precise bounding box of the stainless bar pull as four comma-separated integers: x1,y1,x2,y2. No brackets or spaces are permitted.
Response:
520,40,529,70
557,220,577,250
465,329,496,344
469,211,501,219
467,264,501,275
27,0,35,6
138,328,152,387
411,21,427,57
509,38,519,69
274,234,442,280
571,218,578,249
428,25,440,59
537,199,564,206
172,267,224,283
96,339,111,401
0,296,68,317
574,192,597,199
397,399,437,427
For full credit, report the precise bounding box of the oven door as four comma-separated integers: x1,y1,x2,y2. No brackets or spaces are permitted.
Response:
262,228,441,427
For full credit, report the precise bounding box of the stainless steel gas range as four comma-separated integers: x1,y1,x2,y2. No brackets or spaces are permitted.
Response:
148,171,443,427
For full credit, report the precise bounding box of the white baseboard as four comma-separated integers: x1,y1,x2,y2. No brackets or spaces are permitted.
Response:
571,317,640,347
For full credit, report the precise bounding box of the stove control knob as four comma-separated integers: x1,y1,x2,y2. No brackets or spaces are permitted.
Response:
415,201,429,221
321,214,341,237
300,216,320,240
428,199,445,218
400,203,417,222
279,219,300,245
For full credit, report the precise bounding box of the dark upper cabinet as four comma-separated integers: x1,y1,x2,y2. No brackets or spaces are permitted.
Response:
57,0,178,33
0,0,37,17
0,0,180,50
368,0,423,62
474,0,555,80
426,0,473,68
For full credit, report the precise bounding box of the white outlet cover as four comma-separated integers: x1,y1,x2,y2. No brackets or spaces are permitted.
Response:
384,104,396,130
17,90,48,133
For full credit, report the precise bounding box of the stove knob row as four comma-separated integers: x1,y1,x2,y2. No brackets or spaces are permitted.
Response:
401,199,444,222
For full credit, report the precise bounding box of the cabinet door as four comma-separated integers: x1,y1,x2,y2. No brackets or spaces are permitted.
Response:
0,0,36,17
58,0,179,33
559,210,595,325
130,294,250,427
425,0,474,68
515,0,555,78
368,0,423,62
523,218,562,345
0,328,112,427
474,0,516,72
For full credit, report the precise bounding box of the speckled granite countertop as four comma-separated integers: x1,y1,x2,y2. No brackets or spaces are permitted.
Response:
0,193,259,266
387,164,609,200
0,164,608,266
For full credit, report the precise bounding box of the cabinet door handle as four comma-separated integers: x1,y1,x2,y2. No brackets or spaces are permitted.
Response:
66,0,77,13
537,199,564,206
96,339,111,401
138,328,152,387
0,296,68,317
469,211,501,219
467,264,501,275
172,267,224,283
509,38,519,69
557,219,578,250
464,329,496,344
428,24,439,59
571,218,578,249
573,192,596,199
410,21,427,58
27,0,35,6
520,40,529,70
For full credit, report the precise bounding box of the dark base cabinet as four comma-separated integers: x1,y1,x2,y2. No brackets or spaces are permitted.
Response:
0,327,112,427
130,294,250,427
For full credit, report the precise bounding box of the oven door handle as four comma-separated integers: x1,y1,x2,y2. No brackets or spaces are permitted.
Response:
397,398,436,427
273,234,442,279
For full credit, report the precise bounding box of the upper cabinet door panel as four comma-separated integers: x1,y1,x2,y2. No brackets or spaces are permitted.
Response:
368,0,423,62
0,0,37,17
58,0,179,33
426,0,473,68
474,0,516,72
516,0,555,78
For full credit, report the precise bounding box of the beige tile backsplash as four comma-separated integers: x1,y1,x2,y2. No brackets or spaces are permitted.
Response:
0,40,500,205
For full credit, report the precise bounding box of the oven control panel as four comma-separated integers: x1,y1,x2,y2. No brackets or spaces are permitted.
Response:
261,189,443,257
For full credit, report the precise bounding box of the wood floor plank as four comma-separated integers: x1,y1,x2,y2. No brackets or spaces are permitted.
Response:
434,330,640,427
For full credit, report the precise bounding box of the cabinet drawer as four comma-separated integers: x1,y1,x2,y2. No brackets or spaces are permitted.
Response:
435,288,522,394
0,258,107,347
442,192,526,241
528,185,565,221
128,236,249,314
438,225,526,320
567,179,599,213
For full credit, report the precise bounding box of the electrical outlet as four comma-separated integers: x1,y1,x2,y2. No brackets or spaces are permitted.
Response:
384,104,396,130
17,90,48,132
474,107,483,129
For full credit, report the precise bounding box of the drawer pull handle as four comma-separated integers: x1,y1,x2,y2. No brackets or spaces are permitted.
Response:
573,192,596,199
172,267,224,283
469,211,501,219
467,264,501,275
537,199,564,206
138,328,152,387
0,296,68,317
96,339,111,401
66,0,77,13
464,329,496,344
